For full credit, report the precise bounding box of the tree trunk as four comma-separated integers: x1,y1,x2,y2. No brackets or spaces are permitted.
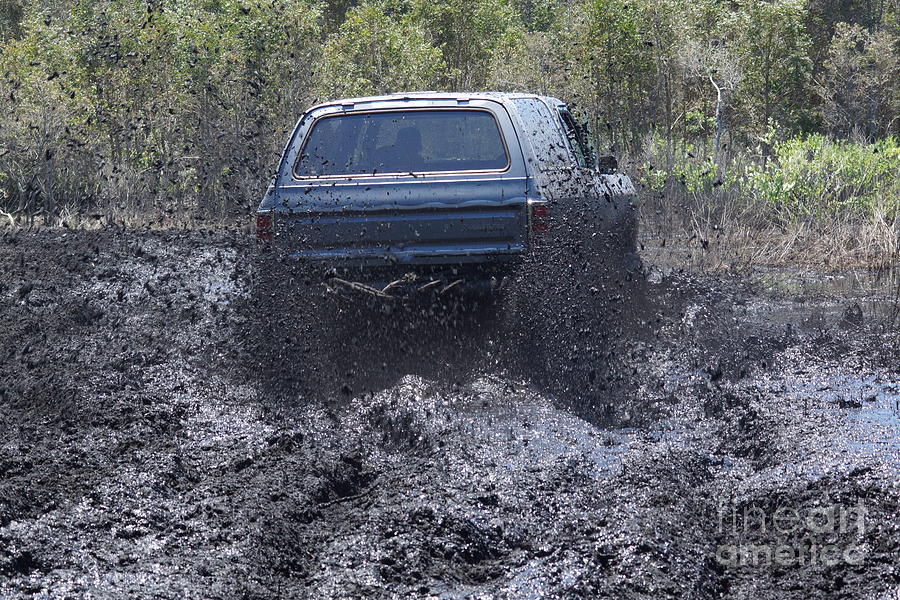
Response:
710,75,724,168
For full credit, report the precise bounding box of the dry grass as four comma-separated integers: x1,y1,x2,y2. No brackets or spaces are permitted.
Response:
640,207,899,272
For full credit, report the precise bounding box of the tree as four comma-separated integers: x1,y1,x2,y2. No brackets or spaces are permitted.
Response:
487,30,565,95
806,0,894,66
0,0,24,40
408,0,522,90
677,39,741,166
727,0,813,133
317,4,444,98
0,0,325,220
817,22,900,138
637,0,692,167
566,0,656,152
509,0,562,32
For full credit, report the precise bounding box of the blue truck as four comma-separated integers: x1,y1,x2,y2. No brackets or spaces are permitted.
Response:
257,92,639,297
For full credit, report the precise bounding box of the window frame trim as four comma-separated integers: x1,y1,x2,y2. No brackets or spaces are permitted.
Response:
291,107,512,180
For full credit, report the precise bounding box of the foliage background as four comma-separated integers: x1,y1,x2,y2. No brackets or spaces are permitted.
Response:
0,0,898,263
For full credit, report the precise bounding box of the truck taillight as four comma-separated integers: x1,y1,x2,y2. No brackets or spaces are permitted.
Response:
256,214,273,244
529,201,549,233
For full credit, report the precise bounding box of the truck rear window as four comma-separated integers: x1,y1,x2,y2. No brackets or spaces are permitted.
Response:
295,109,509,177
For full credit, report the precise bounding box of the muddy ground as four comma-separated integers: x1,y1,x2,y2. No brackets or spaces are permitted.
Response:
0,229,898,599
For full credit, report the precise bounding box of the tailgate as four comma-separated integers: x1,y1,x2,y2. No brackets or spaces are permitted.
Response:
273,177,528,266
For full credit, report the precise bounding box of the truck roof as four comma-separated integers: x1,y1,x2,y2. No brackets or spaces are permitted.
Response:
306,91,563,112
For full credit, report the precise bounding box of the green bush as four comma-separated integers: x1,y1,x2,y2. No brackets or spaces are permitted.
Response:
637,133,899,219
0,0,323,221
746,134,900,219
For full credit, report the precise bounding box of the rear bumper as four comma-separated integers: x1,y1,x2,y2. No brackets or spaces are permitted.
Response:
322,262,515,298
283,243,524,268
260,241,522,297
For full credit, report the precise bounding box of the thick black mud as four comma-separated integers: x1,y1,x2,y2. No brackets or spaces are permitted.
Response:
1,229,898,599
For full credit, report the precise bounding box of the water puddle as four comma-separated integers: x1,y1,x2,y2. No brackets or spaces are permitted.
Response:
748,267,900,327
459,378,634,477
791,373,900,469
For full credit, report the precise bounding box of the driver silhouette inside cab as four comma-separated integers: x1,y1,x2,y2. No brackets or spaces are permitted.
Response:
385,126,426,173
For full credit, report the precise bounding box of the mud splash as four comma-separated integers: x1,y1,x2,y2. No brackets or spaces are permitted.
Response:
0,229,897,599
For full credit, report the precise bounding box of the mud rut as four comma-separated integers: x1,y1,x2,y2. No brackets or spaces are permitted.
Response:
0,229,898,599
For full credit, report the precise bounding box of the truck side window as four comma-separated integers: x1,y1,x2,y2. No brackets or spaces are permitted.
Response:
512,98,571,171
557,107,590,169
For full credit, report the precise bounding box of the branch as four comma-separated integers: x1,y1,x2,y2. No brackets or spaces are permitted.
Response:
709,75,722,101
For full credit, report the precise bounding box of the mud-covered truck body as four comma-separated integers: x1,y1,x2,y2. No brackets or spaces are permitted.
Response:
257,92,638,293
